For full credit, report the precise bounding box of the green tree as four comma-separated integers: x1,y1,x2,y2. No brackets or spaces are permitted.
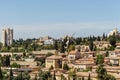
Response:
45,52,54,57
61,74,66,80
39,69,51,80
104,74,116,80
11,62,20,68
68,45,75,52
0,56,6,66
102,33,106,41
82,76,84,80
60,42,65,53
9,67,13,80
32,43,37,51
105,51,109,57
107,46,115,51
53,70,56,80
54,40,58,50
34,74,37,80
0,66,3,80
97,36,101,41
89,37,94,51
35,57,45,66
49,65,54,70
96,64,107,80
63,63,69,71
5,55,10,67
23,51,26,58
17,71,30,80
96,54,104,65
93,45,97,51
96,64,116,80
0,42,3,51
88,73,91,80
75,37,82,45
17,72,23,80
109,34,116,47
23,71,30,80
68,71,76,80
1,55,11,67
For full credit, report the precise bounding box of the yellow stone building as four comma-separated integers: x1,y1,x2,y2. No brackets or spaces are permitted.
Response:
46,55,62,69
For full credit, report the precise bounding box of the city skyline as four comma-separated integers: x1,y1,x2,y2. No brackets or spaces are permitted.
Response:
0,0,120,40
0,25,119,40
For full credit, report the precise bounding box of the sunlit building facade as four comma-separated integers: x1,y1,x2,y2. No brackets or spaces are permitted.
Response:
2,28,13,46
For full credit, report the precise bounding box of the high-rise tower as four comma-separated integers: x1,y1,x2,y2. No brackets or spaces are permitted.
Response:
2,28,13,46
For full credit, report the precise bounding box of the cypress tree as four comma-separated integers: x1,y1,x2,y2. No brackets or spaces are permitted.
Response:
63,63,69,70
60,42,65,53
88,73,91,80
53,70,56,80
54,40,58,50
0,66,3,80
9,67,13,80
34,74,37,80
89,37,94,51
5,55,10,67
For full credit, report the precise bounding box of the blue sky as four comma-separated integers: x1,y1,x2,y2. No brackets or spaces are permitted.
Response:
0,0,120,40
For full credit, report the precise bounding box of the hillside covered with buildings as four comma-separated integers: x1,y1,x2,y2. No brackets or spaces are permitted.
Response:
0,28,120,80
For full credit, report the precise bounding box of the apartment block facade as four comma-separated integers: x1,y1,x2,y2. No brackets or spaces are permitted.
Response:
2,28,13,46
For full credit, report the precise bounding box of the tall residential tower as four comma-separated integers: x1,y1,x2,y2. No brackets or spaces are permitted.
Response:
2,28,13,46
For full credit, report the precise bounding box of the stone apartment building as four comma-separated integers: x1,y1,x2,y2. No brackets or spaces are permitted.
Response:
2,28,13,46
45,55,62,69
